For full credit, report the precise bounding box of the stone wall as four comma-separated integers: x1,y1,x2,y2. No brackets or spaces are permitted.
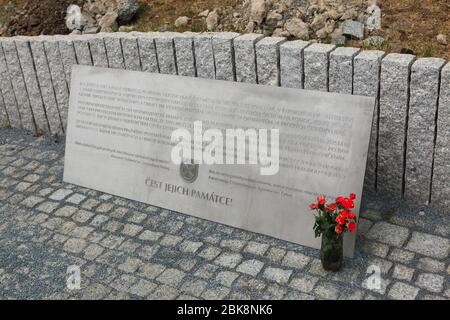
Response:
0,32,448,210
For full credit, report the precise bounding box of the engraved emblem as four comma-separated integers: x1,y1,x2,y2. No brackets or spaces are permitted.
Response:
180,160,199,183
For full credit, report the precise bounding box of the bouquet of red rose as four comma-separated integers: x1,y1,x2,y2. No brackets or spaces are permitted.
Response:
309,193,358,238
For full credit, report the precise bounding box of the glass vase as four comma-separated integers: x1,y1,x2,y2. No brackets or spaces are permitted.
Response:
321,229,343,272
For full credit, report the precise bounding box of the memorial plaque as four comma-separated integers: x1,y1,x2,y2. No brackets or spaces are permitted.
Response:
64,65,375,256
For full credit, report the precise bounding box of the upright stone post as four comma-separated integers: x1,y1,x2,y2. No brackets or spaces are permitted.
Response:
88,34,109,68
58,36,78,87
304,43,336,91
329,47,360,94
255,37,286,86
0,40,21,129
154,32,177,75
73,36,93,66
103,33,125,69
212,32,239,81
353,50,385,192
194,33,215,79
405,58,446,204
44,37,70,132
377,53,415,197
174,32,196,77
121,33,142,71
29,37,63,135
15,37,50,134
0,88,8,128
280,40,309,89
234,34,264,84
1,38,36,134
432,63,450,208
137,32,159,73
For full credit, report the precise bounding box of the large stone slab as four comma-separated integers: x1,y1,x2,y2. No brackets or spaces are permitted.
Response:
255,37,286,86
15,37,50,134
234,34,263,84
64,65,375,257
154,32,177,75
432,63,450,208
405,58,446,204
1,38,36,134
0,42,21,129
29,37,63,135
280,40,309,89
329,47,360,94
304,43,336,92
194,33,215,79
44,38,70,132
353,50,385,192
378,53,415,197
212,32,239,81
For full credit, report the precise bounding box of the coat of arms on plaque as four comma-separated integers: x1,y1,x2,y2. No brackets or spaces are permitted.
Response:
180,160,199,183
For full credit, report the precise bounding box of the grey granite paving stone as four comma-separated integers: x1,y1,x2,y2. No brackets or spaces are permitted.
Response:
30,38,63,134
88,35,109,68
0,43,21,129
405,232,449,259
174,32,196,77
280,40,309,89
353,50,385,192
378,53,415,197
212,32,239,81
103,34,125,69
44,38,69,132
14,37,49,134
0,87,9,128
194,33,215,79
234,33,264,84
120,33,141,71
57,37,78,87
431,62,450,209
154,32,177,75
1,38,36,134
405,58,446,204
303,43,336,91
329,47,360,94
73,36,93,66
255,36,286,86
136,32,159,73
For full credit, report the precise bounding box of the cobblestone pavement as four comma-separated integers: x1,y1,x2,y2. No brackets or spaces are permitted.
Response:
0,128,449,300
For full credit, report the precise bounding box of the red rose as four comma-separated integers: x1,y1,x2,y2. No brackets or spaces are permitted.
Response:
336,196,344,204
335,225,343,234
317,195,326,205
310,203,317,209
341,198,354,209
347,221,356,232
335,214,346,225
327,203,337,211
349,193,356,200
339,209,349,218
347,211,355,219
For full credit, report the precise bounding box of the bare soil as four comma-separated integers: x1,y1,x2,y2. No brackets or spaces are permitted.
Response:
0,0,448,59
